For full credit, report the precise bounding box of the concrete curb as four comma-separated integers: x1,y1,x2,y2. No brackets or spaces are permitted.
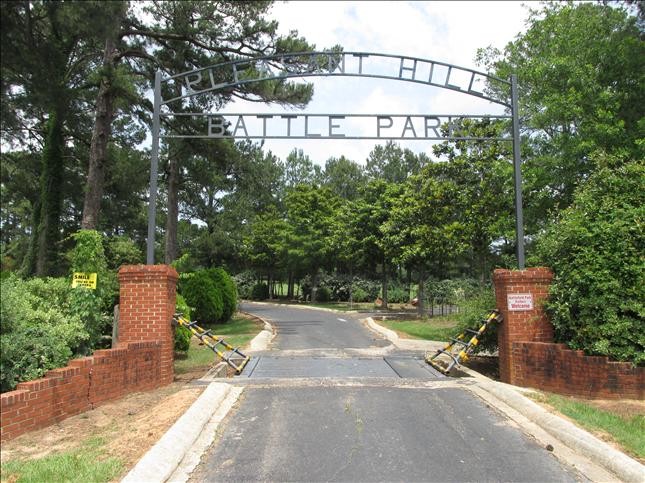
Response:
121,383,234,483
475,379,645,483
365,316,400,342
239,310,275,352
168,386,244,483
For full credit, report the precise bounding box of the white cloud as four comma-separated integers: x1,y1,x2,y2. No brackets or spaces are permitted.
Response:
225,1,530,165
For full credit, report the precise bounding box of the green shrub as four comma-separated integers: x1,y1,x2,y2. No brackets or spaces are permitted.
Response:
452,285,498,354
351,287,370,303
205,268,238,322
1,325,75,392
174,325,192,353
173,294,192,353
179,271,223,324
0,275,89,392
352,277,380,301
301,272,381,302
315,286,331,302
387,285,410,304
535,157,644,365
175,293,192,320
233,271,256,299
251,282,269,300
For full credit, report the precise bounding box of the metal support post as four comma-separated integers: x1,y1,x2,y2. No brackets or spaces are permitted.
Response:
146,70,162,265
510,74,525,269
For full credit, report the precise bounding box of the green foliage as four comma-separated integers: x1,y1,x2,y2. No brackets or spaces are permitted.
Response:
174,294,192,353
0,275,89,392
179,271,223,324
251,282,270,301
174,325,192,353
205,268,238,322
171,252,198,274
69,230,107,274
68,230,115,347
351,287,370,303
452,285,498,354
321,156,365,200
315,286,331,303
387,285,410,304
535,157,644,364
104,236,143,270
232,271,257,300
478,2,644,230
175,293,192,320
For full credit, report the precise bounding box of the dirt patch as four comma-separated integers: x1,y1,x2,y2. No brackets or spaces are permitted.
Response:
0,376,207,479
462,355,500,380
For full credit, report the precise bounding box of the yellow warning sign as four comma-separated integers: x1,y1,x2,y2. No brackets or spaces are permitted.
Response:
72,272,97,289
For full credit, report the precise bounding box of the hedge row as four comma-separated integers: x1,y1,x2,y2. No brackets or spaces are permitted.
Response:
178,268,238,325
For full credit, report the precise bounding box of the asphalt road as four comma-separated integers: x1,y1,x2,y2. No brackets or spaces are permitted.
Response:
189,303,580,482
239,302,389,351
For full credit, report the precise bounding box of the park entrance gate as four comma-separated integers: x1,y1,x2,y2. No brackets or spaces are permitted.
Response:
146,51,525,268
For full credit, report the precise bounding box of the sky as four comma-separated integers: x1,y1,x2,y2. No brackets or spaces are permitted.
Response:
225,0,533,166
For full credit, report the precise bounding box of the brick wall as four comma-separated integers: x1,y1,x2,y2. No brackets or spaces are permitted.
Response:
493,267,554,383
512,342,645,400
494,267,644,400
1,264,178,442
118,265,178,385
1,342,161,441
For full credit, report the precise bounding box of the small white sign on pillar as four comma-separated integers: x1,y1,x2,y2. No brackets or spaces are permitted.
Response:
508,293,533,311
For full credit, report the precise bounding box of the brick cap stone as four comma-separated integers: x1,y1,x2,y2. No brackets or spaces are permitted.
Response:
118,264,178,281
493,267,553,282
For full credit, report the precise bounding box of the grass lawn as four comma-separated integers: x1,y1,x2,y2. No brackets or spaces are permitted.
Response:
174,315,262,374
1,437,122,483
530,392,645,461
380,316,458,342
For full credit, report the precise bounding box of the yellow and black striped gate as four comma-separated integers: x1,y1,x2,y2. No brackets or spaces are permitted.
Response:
425,310,502,375
173,314,250,374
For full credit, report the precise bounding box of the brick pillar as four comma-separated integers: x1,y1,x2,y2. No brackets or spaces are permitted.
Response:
118,265,178,385
493,267,554,384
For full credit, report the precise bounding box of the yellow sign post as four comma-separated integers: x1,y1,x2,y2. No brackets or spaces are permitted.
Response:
72,272,97,289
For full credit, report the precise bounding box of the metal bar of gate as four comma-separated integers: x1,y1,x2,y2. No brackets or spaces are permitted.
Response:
146,70,162,265
511,74,525,270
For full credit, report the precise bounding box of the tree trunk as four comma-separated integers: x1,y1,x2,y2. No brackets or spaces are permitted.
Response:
268,271,273,300
417,269,426,318
381,256,388,309
81,36,117,229
311,269,319,303
164,151,179,264
22,199,41,276
35,108,65,276
349,265,354,308
287,271,294,299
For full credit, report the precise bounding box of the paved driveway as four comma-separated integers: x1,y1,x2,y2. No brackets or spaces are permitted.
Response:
189,303,580,482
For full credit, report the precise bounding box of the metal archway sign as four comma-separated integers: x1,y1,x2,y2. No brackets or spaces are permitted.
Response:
147,51,525,268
